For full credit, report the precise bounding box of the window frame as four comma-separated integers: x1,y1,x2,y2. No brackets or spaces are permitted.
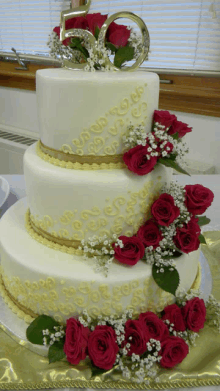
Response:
0,60,220,118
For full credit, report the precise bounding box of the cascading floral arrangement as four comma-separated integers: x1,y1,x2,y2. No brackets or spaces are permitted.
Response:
26,289,220,383
48,13,142,71
25,108,216,381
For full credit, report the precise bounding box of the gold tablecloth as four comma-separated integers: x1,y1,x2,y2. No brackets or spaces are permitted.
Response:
0,231,220,390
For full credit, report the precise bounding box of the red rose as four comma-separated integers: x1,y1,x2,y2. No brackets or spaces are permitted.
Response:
107,22,130,47
88,325,119,370
151,193,180,226
173,227,200,254
187,216,201,236
160,336,189,368
86,13,107,35
139,311,169,341
137,219,163,249
71,16,89,30
113,235,145,266
162,304,186,332
182,297,206,332
153,110,177,129
124,319,148,356
64,318,90,365
185,184,214,215
168,119,192,138
123,145,158,176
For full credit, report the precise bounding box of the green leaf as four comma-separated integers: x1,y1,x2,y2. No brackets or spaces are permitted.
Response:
114,46,134,68
158,157,190,176
91,365,107,377
69,37,89,58
197,216,210,226
94,26,100,40
171,132,180,140
152,264,180,296
105,41,118,53
26,315,60,345
199,234,206,244
48,341,66,364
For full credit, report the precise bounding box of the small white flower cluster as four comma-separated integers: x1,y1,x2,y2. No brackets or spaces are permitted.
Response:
84,41,114,72
205,294,220,333
42,325,65,346
123,123,146,150
145,245,176,272
47,32,84,63
117,339,161,383
128,30,143,60
79,234,116,276
153,123,189,164
163,319,199,346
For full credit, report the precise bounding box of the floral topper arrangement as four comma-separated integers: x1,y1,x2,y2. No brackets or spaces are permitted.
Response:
48,0,150,72
123,109,192,177
26,289,220,384
48,11,147,71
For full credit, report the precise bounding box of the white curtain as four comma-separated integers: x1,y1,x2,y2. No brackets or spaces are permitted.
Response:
0,0,219,71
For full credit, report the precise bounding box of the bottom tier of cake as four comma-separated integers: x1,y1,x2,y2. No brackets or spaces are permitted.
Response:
0,198,200,324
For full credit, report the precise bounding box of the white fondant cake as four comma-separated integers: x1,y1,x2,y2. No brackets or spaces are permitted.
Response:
0,69,201,323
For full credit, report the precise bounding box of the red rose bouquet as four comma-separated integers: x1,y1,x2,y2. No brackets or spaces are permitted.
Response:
26,289,220,384
122,110,192,176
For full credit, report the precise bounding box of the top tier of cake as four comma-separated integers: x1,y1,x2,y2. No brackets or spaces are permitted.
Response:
36,69,159,158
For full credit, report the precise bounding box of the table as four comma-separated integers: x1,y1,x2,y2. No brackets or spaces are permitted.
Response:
0,175,220,391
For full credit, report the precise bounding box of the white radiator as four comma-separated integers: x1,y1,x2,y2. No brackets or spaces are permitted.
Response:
0,130,38,174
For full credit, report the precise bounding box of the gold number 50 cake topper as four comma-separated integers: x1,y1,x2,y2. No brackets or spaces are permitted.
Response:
60,0,150,71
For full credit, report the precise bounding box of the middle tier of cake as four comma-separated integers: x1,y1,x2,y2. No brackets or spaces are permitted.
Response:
0,197,200,325
24,142,172,245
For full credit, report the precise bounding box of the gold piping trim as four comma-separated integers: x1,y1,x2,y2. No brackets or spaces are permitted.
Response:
25,209,84,255
37,140,126,170
29,212,81,249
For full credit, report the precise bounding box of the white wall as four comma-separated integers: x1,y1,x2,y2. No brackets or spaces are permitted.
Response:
0,86,220,173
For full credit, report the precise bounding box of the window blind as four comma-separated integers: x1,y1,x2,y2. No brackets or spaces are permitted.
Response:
0,0,219,71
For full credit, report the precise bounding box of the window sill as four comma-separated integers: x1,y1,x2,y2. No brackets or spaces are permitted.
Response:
0,61,220,117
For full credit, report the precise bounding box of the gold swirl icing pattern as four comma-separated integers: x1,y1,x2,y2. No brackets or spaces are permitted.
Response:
60,85,148,157
29,177,162,241
0,263,201,325
0,266,176,324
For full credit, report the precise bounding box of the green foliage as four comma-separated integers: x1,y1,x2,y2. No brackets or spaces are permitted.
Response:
48,341,66,364
69,37,89,59
171,132,180,140
94,26,100,40
199,233,206,244
91,365,107,377
162,250,182,260
26,315,60,345
105,42,118,53
152,264,180,296
197,216,211,226
158,157,190,176
114,46,134,68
